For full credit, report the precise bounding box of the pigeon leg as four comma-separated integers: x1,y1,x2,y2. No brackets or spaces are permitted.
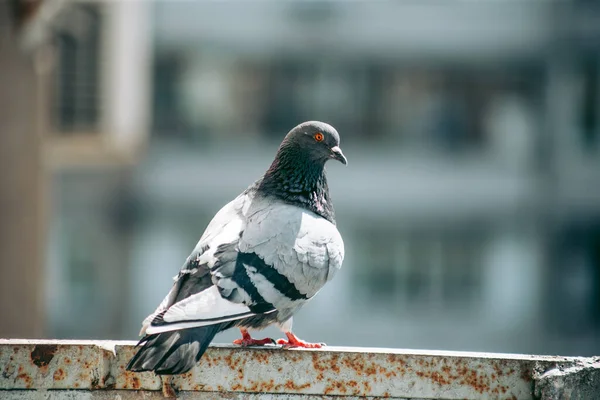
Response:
277,331,325,349
233,328,275,346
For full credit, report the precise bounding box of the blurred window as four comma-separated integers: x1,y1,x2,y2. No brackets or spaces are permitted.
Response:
151,54,542,161
48,170,130,338
353,226,485,312
545,223,600,333
52,3,103,134
578,57,600,153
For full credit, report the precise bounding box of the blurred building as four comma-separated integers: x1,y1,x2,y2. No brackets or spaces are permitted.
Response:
35,1,600,355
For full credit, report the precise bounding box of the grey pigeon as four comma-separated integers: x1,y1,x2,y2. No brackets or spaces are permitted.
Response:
127,121,347,375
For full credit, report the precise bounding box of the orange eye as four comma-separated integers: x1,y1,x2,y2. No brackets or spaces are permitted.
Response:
314,133,324,142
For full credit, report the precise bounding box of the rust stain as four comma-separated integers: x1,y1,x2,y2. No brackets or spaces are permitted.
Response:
520,367,532,383
328,354,340,374
323,378,362,396
409,358,526,395
387,353,407,366
364,364,377,376
287,353,300,362
224,353,233,369
30,344,58,368
180,371,193,381
203,354,213,367
122,371,141,389
311,352,325,376
460,369,488,394
53,368,65,381
131,376,141,389
237,377,311,394
494,363,505,377
16,373,32,388
324,380,346,395
245,378,275,392
316,371,324,381
260,380,275,392
77,371,91,386
252,351,269,364
362,380,372,393
383,367,398,379
342,354,367,375
431,371,451,385
283,379,311,391
224,352,245,371
312,353,348,379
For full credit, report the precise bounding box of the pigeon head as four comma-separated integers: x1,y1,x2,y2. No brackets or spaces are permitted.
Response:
283,121,347,165
258,121,345,223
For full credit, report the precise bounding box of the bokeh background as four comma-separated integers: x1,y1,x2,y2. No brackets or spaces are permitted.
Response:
1,0,600,357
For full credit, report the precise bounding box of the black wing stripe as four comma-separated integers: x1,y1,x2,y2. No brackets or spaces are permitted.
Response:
238,252,308,302
231,253,276,313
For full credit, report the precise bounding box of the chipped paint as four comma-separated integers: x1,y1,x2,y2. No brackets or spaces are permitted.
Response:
0,339,592,399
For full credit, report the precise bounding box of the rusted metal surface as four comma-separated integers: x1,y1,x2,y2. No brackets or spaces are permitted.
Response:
2,392,421,400
0,340,118,391
0,339,591,399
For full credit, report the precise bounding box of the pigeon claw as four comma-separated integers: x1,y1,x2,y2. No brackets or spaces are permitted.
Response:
234,328,276,346
277,332,325,349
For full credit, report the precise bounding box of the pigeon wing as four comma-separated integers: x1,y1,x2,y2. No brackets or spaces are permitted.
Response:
141,190,276,336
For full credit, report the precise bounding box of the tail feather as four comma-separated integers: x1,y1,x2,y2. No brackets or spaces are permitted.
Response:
126,324,223,375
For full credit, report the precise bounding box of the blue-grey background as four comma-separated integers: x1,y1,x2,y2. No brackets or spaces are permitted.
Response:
5,1,600,357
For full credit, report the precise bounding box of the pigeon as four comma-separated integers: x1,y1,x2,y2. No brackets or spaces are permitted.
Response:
126,121,347,375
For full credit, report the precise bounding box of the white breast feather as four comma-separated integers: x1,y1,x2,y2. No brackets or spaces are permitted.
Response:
239,202,344,303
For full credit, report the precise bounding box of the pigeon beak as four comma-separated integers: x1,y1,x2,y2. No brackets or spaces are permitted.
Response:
330,146,347,165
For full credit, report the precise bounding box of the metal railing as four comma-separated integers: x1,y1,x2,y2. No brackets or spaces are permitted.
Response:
1,339,598,399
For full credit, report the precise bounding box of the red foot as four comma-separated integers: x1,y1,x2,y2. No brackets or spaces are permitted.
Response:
276,332,325,349
233,329,275,346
